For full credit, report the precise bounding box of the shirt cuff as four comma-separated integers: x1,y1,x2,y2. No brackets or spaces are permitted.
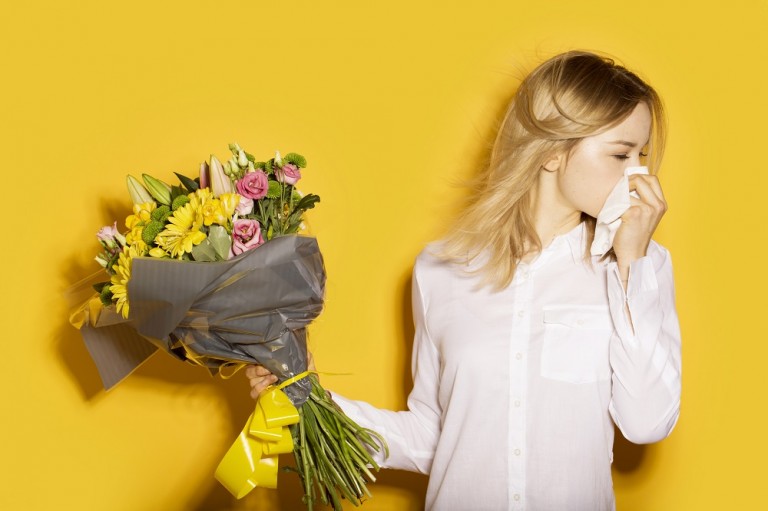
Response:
607,255,661,345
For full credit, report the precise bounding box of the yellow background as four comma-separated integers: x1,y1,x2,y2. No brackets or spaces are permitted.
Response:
2,1,766,509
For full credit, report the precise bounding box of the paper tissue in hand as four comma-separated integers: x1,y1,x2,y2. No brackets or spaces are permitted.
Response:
590,166,648,257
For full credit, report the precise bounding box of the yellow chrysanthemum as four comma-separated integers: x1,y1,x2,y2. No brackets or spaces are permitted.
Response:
156,202,206,258
125,202,157,245
131,239,149,256
149,247,167,258
110,245,141,319
125,202,156,229
200,198,227,226
190,188,213,207
219,192,240,218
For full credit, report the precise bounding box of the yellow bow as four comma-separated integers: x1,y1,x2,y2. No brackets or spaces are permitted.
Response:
214,372,309,498
69,296,104,329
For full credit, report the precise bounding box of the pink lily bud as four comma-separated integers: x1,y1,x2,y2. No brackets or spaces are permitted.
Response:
200,161,210,189
210,155,234,196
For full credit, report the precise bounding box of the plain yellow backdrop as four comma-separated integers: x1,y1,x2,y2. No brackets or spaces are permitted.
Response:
2,1,766,509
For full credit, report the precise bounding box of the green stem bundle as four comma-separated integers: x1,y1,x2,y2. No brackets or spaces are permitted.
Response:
291,374,389,510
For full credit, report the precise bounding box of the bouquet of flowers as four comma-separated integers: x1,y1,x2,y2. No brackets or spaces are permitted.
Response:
70,143,387,510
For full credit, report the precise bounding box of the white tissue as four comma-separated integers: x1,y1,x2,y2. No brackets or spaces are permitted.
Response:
590,166,648,257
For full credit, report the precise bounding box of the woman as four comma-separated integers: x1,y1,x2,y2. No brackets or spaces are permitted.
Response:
247,50,681,511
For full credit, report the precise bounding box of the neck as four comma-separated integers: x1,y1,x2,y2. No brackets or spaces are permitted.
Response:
528,174,582,251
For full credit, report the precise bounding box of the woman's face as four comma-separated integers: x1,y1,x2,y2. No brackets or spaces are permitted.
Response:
556,102,652,218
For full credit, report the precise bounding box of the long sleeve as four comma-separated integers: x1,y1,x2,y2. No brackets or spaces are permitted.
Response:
332,263,441,474
320,225,676,510
606,240,682,444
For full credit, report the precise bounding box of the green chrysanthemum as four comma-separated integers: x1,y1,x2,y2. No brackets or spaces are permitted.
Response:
266,180,281,199
284,153,307,168
141,220,164,245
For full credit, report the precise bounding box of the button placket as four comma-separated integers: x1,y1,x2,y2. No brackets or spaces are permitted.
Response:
508,267,530,510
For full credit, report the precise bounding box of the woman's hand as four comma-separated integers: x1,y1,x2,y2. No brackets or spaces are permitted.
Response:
612,173,668,277
245,352,316,400
245,365,278,399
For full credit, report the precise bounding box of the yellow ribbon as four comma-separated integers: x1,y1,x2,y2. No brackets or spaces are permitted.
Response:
214,371,311,498
69,295,104,329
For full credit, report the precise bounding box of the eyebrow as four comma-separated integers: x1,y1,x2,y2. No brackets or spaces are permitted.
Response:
607,140,639,147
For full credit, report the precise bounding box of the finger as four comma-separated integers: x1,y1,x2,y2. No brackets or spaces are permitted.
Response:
623,198,662,232
627,196,645,209
250,375,278,398
249,373,278,388
245,365,272,379
629,176,664,207
631,174,666,206
643,174,666,202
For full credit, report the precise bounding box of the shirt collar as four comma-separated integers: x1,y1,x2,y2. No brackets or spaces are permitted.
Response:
463,221,588,272
535,221,585,268
565,221,587,264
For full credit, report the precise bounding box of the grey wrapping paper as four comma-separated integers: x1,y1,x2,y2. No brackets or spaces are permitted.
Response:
76,235,326,405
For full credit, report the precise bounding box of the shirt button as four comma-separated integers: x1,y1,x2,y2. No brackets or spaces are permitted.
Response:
514,448,521,456
515,352,522,360
517,310,525,317
513,494,521,501
576,319,584,325
514,400,521,407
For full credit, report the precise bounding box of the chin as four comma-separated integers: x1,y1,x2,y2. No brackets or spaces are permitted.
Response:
577,205,600,220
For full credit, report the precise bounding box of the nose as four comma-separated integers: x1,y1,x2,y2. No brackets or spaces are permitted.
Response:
624,154,645,169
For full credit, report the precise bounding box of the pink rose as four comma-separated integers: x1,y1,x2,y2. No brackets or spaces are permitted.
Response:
230,219,264,257
236,170,269,199
276,163,301,185
235,195,254,216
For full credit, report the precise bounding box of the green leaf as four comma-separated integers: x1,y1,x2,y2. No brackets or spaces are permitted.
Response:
294,193,321,211
190,239,217,261
284,152,307,168
106,252,120,273
208,225,231,260
169,185,184,203
244,151,256,162
175,172,199,192
253,161,266,171
99,283,113,306
92,281,110,294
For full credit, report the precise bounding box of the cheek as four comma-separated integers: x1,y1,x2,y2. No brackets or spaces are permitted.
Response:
581,187,610,217
560,170,617,217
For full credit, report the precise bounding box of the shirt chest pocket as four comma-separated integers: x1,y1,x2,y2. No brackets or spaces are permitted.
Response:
540,305,614,384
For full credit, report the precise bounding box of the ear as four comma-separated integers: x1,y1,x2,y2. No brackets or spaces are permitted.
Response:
541,152,563,172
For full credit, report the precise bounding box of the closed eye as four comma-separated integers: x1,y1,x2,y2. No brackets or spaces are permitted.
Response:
613,152,648,161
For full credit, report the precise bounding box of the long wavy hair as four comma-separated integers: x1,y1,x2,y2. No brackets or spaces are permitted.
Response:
438,50,666,289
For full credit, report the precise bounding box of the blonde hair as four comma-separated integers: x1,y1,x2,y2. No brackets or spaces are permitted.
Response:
439,50,666,289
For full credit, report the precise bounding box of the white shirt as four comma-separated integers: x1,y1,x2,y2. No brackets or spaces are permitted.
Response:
333,221,681,510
